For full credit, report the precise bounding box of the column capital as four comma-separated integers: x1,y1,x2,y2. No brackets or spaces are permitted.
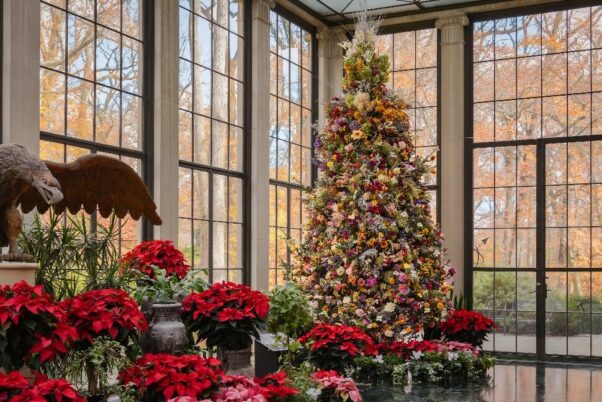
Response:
317,27,347,58
253,0,273,24
435,14,469,30
436,14,469,45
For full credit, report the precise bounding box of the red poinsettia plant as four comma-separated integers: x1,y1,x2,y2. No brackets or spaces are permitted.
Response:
378,339,443,360
181,282,270,350
0,370,29,401
0,282,77,371
0,371,85,402
254,371,298,400
118,353,224,401
62,288,148,350
298,323,377,371
439,309,495,349
122,240,190,279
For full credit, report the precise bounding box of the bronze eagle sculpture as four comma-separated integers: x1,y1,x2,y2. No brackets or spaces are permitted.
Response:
0,144,162,261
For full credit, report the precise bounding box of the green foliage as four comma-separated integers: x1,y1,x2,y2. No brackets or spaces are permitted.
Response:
268,282,314,340
350,355,403,386
547,292,602,336
135,266,209,304
18,212,137,300
453,293,467,310
350,351,495,388
282,362,322,402
42,337,139,400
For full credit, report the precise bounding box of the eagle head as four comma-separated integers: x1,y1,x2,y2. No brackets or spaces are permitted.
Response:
31,170,63,205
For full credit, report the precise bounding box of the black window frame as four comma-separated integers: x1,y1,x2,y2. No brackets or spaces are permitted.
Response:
177,0,252,285
378,20,442,224
464,0,602,361
39,0,155,241
268,4,319,287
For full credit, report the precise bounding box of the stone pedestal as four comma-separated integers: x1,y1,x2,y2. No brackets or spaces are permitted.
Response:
0,262,37,285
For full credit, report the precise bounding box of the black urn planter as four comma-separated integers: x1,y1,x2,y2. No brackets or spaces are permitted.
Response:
141,302,187,354
254,333,288,378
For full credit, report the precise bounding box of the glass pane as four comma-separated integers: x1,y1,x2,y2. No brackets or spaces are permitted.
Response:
68,15,95,79
213,174,228,221
41,4,66,71
193,170,209,220
67,77,93,140
122,37,142,95
122,93,141,150
95,85,120,147
547,272,567,355
123,0,142,39
40,69,65,134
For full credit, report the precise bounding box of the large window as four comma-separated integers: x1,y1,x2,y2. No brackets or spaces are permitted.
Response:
469,5,602,358
268,10,315,288
39,0,146,251
376,27,439,222
178,0,246,283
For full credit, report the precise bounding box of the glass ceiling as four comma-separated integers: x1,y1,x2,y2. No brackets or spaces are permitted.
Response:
295,0,485,23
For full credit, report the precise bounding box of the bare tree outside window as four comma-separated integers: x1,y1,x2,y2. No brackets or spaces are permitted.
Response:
178,0,245,284
39,0,146,253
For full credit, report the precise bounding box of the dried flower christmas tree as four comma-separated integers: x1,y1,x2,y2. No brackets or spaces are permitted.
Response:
292,18,454,341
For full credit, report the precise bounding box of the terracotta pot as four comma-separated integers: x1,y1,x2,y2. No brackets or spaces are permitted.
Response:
142,302,187,354
217,346,252,371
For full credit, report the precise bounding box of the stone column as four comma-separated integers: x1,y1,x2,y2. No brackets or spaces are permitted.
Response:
436,14,469,295
316,27,346,127
250,0,272,291
2,0,40,152
153,0,179,241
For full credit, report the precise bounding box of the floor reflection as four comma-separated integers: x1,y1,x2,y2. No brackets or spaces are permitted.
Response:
362,361,602,402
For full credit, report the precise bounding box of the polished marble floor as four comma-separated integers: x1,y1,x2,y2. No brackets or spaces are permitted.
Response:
362,361,602,402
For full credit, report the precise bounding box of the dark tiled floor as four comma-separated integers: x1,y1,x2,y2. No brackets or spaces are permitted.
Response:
362,361,602,401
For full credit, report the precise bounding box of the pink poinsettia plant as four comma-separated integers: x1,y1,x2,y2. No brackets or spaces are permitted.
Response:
312,370,362,402
181,282,270,350
439,309,495,349
62,288,148,349
122,240,190,279
0,282,77,371
211,372,298,402
0,371,85,402
298,323,377,371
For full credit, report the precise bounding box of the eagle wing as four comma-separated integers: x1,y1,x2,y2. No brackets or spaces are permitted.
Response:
19,154,162,225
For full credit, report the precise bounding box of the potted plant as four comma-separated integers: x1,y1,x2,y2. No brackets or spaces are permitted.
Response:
256,282,314,377
123,240,208,355
118,353,223,401
438,309,496,349
135,266,208,354
0,281,77,375
121,240,191,282
181,281,270,371
62,288,147,400
298,323,377,372
0,371,85,401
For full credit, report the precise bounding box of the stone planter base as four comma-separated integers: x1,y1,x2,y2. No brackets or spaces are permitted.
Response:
0,262,37,286
217,346,252,372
